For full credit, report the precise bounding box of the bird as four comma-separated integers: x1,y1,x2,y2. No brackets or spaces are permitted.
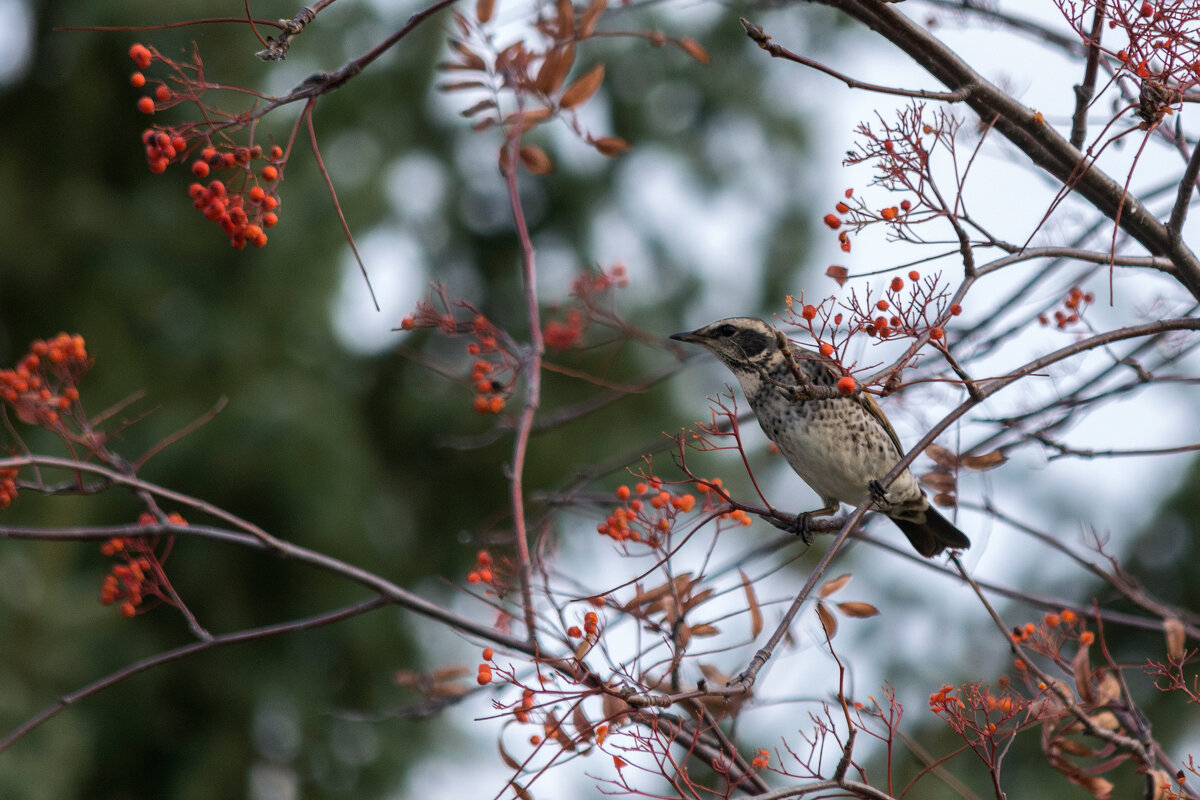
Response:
671,316,969,558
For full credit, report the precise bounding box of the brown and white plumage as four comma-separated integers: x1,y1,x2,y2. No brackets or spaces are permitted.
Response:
672,316,969,557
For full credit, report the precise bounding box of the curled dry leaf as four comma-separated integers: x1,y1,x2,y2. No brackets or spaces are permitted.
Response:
499,739,522,769
512,782,533,800
535,45,575,94
816,601,838,639
683,587,715,614
1072,641,1094,704
819,572,852,598
678,37,711,64
919,470,957,493
1148,769,1174,800
1054,737,1097,757
925,443,958,467
476,0,495,23
961,450,1007,470
601,690,630,724
519,144,554,174
624,573,694,611
1164,616,1185,660
825,265,849,286
579,0,607,38
1093,671,1121,706
739,569,763,638
591,136,630,157
573,706,594,742
837,601,879,619
698,663,732,685
688,623,720,637
933,492,957,507
1088,710,1120,730
560,63,606,109
544,709,576,750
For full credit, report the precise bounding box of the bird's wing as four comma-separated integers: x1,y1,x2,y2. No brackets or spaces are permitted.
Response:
809,357,906,457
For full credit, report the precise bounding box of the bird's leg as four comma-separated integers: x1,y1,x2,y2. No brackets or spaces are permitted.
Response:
868,480,889,507
767,500,839,544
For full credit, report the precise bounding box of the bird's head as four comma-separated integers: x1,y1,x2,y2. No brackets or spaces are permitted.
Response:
670,317,783,373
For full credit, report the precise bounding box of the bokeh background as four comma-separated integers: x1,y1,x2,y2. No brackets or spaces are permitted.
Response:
1,0,1197,797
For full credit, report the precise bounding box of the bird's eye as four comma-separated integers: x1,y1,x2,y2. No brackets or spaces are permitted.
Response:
715,324,737,338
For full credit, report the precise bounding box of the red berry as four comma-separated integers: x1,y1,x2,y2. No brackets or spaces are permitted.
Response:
823,213,841,230
836,376,856,395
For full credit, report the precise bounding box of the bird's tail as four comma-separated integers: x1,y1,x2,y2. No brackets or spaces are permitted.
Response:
890,506,970,558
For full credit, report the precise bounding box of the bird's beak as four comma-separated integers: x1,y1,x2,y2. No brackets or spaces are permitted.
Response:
669,330,707,344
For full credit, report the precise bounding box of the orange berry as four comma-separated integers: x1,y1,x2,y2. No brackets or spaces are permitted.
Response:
1079,631,1094,645
801,304,817,321
876,299,889,311
823,213,841,229
137,97,155,114
949,304,963,316
482,647,494,661
270,145,284,160
191,160,209,178
929,326,944,340
128,43,152,69
836,375,856,395
130,72,146,87
261,165,278,181
121,601,137,618
567,626,582,638
890,277,904,292
473,395,490,413
616,485,631,500
488,395,504,413
835,201,849,214
1061,609,1077,623
634,482,648,495
154,85,170,102
880,206,898,220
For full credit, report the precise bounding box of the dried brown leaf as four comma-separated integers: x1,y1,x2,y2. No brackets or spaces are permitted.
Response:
498,739,522,769
574,637,592,660
438,80,489,91
544,710,575,750
933,492,957,507
819,573,852,598
1148,769,1174,800
452,11,472,36
817,601,838,639
560,63,605,109
961,450,1007,470
591,136,630,156
739,569,763,638
1164,616,1185,660
1089,710,1120,730
684,587,715,614
689,623,720,637
579,0,607,37
460,98,497,118
601,691,630,724
535,45,575,94
476,0,495,23
678,37,711,65
825,265,848,286
1078,775,1113,799
1072,641,1094,704
512,782,533,800
919,470,957,493
555,0,575,36
625,573,694,610
573,706,595,741
472,118,497,132
837,601,880,619
1055,737,1096,756
1094,671,1121,706
448,39,486,71
698,663,731,685
925,443,959,467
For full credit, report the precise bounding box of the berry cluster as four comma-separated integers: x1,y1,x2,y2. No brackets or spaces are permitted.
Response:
1039,286,1094,329
0,333,88,429
477,646,495,685
0,467,18,509
127,42,287,248
750,749,771,769
566,610,600,640
99,512,184,618
466,549,495,584
401,302,519,415
597,479,697,546
543,308,585,350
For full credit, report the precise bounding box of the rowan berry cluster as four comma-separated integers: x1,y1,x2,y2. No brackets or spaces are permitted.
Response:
1039,286,1094,329
127,42,287,248
541,264,631,350
750,749,770,769
597,479,697,546
566,610,600,640
477,646,495,685
0,468,18,509
466,549,495,584
928,680,1027,744
0,333,88,429
99,512,184,618
401,301,519,415
543,308,585,350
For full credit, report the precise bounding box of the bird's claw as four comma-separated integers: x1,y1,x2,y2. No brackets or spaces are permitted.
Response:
765,511,814,544
868,480,888,505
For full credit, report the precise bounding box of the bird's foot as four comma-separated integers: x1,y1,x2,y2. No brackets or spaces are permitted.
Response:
765,511,814,544
868,480,889,506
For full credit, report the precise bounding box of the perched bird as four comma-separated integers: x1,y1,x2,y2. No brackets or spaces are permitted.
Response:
671,316,969,557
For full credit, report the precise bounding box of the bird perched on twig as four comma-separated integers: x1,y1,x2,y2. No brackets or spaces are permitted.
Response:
671,316,969,558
